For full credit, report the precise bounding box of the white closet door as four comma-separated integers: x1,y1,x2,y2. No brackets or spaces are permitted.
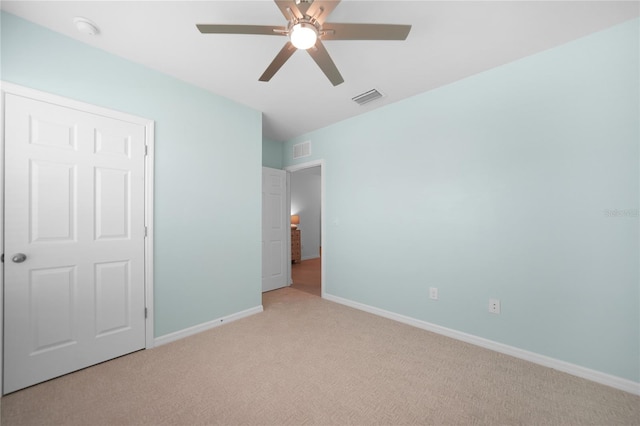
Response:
4,93,146,393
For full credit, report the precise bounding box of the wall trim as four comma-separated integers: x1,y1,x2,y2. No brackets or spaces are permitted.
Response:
301,255,321,261
0,82,6,396
143,120,156,349
154,305,264,347
323,293,640,396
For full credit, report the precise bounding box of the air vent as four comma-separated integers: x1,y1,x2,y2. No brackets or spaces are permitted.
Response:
293,141,311,159
352,89,383,106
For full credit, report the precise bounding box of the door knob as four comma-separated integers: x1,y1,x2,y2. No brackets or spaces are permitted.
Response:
11,253,27,263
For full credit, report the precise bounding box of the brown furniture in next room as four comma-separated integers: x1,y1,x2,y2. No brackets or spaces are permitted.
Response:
291,228,301,263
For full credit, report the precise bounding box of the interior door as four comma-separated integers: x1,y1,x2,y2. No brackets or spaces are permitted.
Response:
3,93,147,393
262,167,287,292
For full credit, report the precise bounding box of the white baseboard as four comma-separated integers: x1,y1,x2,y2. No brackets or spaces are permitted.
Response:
154,305,263,347
301,255,321,261
323,293,640,396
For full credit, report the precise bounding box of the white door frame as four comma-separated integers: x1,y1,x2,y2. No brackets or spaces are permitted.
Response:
285,159,325,297
0,82,155,394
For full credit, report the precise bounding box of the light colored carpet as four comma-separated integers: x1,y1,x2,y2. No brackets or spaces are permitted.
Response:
2,287,639,425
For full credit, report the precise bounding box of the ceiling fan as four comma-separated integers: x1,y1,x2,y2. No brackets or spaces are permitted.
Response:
197,0,412,86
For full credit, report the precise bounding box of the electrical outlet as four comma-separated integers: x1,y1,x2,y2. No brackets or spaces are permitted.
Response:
489,299,501,314
429,287,438,300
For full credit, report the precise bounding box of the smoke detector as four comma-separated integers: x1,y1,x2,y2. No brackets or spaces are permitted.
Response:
74,17,99,36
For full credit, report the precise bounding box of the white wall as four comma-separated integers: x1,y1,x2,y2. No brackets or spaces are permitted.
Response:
291,166,321,260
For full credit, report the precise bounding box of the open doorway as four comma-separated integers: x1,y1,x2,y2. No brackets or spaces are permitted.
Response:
286,161,324,297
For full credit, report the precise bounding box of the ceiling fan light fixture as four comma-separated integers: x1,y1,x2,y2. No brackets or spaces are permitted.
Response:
290,23,318,50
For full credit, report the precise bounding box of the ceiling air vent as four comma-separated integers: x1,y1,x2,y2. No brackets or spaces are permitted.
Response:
293,141,311,159
352,89,383,106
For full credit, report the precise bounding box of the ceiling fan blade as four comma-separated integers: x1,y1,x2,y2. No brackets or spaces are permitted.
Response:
295,1,312,15
274,0,304,21
259,42,297,82
197,24,286,36
305,0,341,24
307,40,344,86
321,23,411,40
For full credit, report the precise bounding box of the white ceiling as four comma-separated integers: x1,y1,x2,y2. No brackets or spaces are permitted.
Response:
2,1,638,141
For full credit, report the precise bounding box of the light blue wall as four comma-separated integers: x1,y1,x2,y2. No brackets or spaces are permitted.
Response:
1,12,263,337
262,137,284,169
284,19,640,382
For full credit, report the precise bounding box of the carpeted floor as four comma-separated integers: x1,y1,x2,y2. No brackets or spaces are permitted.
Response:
2,287,639,425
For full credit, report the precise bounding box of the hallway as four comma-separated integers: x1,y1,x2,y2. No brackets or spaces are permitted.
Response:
290,257,321,296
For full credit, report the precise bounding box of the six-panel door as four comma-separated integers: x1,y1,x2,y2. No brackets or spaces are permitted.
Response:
262,168,287,292
4,94,147,393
